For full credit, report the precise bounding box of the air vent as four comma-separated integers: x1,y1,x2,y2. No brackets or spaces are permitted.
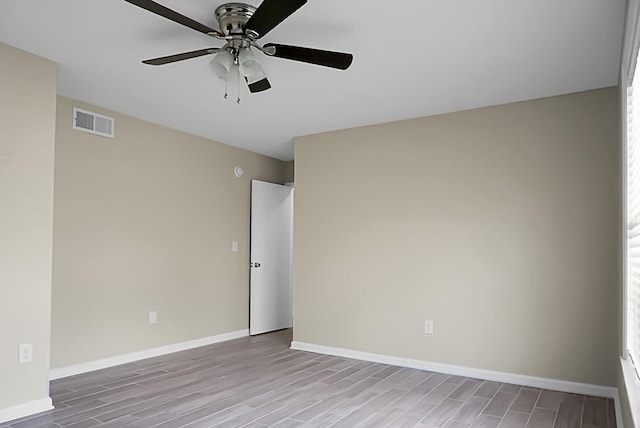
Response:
72,107,114,138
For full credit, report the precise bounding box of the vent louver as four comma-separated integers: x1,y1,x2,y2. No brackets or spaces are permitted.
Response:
73,107,114,138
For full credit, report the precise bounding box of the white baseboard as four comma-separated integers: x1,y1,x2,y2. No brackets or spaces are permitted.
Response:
0,397,53,424
50,329,249,380
291,341,618,399
614,389,625,428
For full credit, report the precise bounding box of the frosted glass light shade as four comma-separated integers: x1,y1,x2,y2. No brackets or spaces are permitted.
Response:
210,51,234,80
245,69,267,85
238,49,262,77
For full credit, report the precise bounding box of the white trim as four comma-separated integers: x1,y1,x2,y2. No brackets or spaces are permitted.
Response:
291,341,618,399
614,388,626,428
622,0,640,82
50,329,248,380
620,356,640,428
621,9,640,428
0,397,53,424
623,79,630,360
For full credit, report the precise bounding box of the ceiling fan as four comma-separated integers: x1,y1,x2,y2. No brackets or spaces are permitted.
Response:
125,0,354,94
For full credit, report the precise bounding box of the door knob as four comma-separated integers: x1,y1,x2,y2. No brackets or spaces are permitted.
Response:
251,262,261,268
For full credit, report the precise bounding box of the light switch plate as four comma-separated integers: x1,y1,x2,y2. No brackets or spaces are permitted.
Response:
424,320,434,335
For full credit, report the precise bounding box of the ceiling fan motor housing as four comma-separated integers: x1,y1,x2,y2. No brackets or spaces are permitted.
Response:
215,3,257,36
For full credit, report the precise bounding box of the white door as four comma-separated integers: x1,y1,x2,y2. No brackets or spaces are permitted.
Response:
250,180,293,335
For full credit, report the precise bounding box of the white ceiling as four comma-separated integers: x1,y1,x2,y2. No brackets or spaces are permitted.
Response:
0,0,626,161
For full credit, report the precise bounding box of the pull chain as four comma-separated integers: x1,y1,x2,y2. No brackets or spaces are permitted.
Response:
236,65,241,104
224,78,228,99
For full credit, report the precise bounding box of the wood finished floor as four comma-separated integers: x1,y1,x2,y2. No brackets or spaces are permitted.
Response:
1,329,616,428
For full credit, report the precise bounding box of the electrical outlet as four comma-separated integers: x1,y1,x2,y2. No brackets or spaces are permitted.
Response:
424,320,434,335
232,241,238,252
149,311,157,324
19,343,33,364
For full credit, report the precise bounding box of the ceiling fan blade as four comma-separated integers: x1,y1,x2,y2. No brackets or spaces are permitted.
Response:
244,0,307,39
245,74,272,93
142,48,221,65
124,0,220,36
263,44,353,70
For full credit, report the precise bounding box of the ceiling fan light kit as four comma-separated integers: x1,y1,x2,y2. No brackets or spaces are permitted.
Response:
238,49,262,77
125,0,354,100
210,50,235,79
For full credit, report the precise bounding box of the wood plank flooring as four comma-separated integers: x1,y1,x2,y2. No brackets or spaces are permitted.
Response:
1,329,616,427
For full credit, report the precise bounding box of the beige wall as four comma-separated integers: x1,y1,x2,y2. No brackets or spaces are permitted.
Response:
52,97,286,368
283,161,294,183
294,87,620,386
0,43,57,410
